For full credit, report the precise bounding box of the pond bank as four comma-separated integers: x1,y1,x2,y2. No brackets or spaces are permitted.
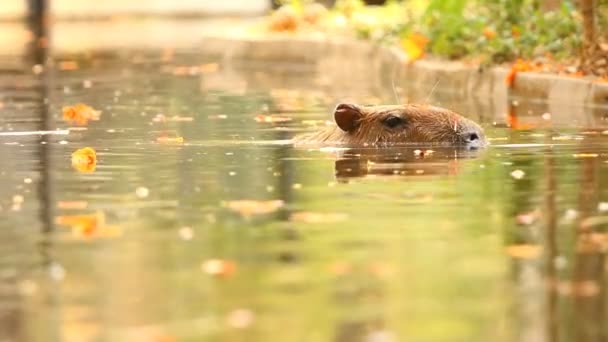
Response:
202,32,608,126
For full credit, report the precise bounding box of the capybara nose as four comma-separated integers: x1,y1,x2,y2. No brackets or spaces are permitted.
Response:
460,130,485,148
465,132,480,142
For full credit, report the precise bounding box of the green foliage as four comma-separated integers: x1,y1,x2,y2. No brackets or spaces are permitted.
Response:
335,0,583,63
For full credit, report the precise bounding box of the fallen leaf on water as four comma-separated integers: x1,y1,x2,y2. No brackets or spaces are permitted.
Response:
71,147,97,173
222,199,284,218
510,169,525,179
59,60,79,71
156,136,184,144
328,261,352,276
554,280,600,297
63,103,101,125
505,244,542,259
576,232,608,253
580,216,608,230
200,63,219,73
573,153,599,158
55,211,122,239
202,259,236,277
254,114,292,123
290,212,348,223
208,114,228,120
226,308,254,329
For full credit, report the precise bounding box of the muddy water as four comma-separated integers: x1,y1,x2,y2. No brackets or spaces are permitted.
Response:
1,25,608,342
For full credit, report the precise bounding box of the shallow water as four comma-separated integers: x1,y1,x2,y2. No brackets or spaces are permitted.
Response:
1,21,608,342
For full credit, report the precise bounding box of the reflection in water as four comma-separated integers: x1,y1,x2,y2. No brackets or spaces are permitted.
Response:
1,19,608,342
333,147,483,181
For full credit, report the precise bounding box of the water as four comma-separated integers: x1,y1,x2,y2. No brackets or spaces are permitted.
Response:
1,20,608,342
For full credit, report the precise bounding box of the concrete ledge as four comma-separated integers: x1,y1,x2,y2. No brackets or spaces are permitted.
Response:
201,34,608,124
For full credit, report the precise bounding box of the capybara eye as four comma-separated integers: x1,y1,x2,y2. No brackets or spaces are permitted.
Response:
383,116,404,128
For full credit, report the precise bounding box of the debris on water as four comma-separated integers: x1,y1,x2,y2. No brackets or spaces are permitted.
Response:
178,227,194,241
12,195,24,204
553,256,568,270
202,259,236,278
577,232,608,253
292,183,302,190
229,171,237,176
18,279,38,296
573,153,599,158
226,308,254,329
32,64,43,74
59,60,79,71
510,169,525,179
367,330,395,342
553,280,600,297
156,136,184,144
23,178,32,184
580,216,608,230
152,114,194,123
329,261,352,276
505,244,542,259
552,135,583,141
222,200,284,218
57,200,88,209
135,187,149,198
55,211,122,239
83,80,93,88
49,262,66,281
59,140,69,145
11,194,23,211
562,209,579,222
290,212,348,223
599,202,608,212
71,147,97,173
266,185,274,192
208,114,228,120
63,103,101,125
254,114,292,123
516,209,540,225
541,112,552,120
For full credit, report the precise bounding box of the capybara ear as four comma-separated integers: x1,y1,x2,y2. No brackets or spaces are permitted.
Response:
334,103,361,132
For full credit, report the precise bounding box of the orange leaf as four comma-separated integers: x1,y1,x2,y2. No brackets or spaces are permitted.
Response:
62,103,101,125
482,27,496,40
401,33,429,62
71,147,97,173
254,114,292,123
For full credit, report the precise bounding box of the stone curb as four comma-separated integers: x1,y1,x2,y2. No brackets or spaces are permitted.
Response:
201,35,608,119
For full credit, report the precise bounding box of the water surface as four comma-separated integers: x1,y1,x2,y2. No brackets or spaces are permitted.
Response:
1,20,608,342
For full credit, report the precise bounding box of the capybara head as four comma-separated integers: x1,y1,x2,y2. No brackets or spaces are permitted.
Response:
332,103,486,147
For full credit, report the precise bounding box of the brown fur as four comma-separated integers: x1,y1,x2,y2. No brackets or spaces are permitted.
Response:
294,103,486,146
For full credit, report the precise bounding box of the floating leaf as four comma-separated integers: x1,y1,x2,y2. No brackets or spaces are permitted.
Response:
505,244,542,259
156,136,184,144
254,114,292,123
202,259,237,278
71,147,97,173
55,211,122,239
222,200,284,218
63,103,101,125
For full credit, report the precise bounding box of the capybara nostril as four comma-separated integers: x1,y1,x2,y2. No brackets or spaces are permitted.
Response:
467,133,479,142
